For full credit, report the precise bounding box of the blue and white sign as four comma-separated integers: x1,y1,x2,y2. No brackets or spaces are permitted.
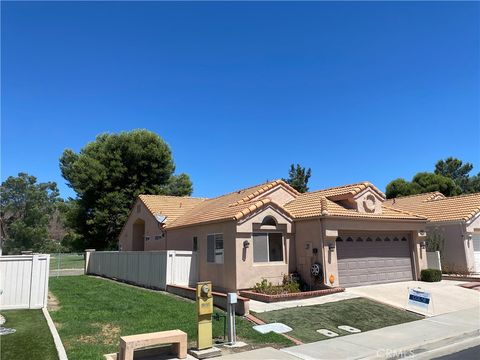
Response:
407,288,431,311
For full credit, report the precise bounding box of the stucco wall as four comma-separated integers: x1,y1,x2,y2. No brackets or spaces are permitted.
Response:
236,206,294,290
165,221,237,292
119,199,164,251
426,221,476,272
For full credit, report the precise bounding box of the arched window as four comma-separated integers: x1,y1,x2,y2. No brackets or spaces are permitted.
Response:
261,216,277,226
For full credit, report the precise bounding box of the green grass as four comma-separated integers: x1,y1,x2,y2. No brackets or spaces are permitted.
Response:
254,297,422,343
50,253,85,270
0,310,58,360
49,276,291,360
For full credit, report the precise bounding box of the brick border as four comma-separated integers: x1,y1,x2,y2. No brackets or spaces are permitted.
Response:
239,287,345,303
442,275,480,282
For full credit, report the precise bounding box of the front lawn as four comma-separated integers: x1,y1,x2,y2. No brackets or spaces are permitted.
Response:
50,253,85,270
49,276,291,360
254,297,422,343
0,310,57,360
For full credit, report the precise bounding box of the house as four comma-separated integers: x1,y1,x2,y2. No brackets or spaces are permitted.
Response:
119,180,429,292
386,192,480,273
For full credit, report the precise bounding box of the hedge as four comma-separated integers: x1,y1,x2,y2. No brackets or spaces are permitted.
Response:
421,269,442,282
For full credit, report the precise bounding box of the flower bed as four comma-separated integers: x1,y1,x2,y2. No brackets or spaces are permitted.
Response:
239,287,345,303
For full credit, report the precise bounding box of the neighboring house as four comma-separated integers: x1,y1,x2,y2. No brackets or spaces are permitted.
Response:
119,180,429,292
386,192,480,273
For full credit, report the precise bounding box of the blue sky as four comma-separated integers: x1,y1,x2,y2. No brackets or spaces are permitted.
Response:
2,1,479,199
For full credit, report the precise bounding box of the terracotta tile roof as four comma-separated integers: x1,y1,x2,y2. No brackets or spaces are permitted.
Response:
386,192,480,222
305,181,386,200
139,195,206,225
136,180,426,230
284,191,425,220
228,180,300,207
167,180,294,229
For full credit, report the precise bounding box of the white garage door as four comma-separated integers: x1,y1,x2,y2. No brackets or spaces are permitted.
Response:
336,234,414,287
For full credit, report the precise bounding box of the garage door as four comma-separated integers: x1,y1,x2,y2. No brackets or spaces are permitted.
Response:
336,234,413,287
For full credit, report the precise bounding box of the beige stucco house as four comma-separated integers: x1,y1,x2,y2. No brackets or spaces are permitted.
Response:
386,192,480,274
119,180,429,292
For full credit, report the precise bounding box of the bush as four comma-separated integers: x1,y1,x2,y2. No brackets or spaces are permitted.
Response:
421,269,442,282
253,274,301,295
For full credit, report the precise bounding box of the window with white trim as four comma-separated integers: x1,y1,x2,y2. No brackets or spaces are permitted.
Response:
207,234,223,263
253,232,283,262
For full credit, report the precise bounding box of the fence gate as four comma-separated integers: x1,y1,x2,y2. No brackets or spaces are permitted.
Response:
0,254,50,310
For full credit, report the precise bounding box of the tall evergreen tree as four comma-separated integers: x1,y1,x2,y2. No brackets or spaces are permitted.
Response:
283,164,311,193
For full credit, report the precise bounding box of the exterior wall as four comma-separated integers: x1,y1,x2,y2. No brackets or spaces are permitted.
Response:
119,199,165,251
236,206,294,290
426,220,476,272
166,221,237,292
354,189,383,214
295,218,428,288
259,186,297,206
293,219,325,289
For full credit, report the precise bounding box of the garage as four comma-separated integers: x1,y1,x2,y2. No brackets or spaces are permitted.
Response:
336,233,414,287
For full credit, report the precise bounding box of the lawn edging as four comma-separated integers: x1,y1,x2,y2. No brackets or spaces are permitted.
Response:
42,307,68,360
239,287,345,303
166,284,250,315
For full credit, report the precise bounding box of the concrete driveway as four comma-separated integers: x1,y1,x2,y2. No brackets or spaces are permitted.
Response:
347,280,480,316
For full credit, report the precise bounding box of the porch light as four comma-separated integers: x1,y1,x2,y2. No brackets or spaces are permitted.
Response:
243,240,250,249
328,243,335,252
420,240,427,249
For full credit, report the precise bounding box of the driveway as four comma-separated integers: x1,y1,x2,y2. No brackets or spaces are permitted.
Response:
347,280,480,316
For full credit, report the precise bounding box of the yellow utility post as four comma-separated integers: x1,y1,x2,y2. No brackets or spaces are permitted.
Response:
196,281,213,350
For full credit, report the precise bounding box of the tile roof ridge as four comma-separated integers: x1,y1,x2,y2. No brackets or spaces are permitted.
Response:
387,191,443,201
204,180,280,202
427,192,480,201
303,181,372,195
233,198,294,221
139,194,207,200
320,196,329,216
381,204,427,219
228,179,300,207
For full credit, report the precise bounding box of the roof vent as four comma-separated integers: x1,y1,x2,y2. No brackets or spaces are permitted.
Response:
154,214,167,223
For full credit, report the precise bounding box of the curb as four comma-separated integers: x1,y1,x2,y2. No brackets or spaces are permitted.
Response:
42,307,68,360
361,329,480,360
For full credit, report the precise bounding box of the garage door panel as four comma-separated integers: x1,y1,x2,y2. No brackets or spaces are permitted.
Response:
337,233,413,287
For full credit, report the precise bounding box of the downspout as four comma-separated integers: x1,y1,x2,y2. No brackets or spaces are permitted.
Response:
319,218,327,286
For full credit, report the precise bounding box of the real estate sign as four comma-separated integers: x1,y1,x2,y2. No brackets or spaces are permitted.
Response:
407,288,431,311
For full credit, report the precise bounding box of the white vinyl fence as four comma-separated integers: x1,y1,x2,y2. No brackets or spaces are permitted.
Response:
0,254,50,310
426,251,442,271
87,251,197,289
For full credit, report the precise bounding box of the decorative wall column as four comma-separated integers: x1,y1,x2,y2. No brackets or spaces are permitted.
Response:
323,229,339,287
412,231,428,278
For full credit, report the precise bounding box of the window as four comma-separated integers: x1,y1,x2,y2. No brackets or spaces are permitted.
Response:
207,234,223,263
154,235,162,241
144,236,150,241
261,216,277,226
193,236,198,252
253,233,284,263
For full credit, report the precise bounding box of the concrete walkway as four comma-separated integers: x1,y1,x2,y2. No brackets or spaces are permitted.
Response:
281,307,480,360
249,291,360,313
217,307,480,359
347,280,479,316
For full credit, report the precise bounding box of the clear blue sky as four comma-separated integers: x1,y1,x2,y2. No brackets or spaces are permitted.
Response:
2,1,479,199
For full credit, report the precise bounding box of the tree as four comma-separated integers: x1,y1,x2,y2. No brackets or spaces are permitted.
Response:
283,164,311,193
60,129,192,250
385,178,419,199
0,173,62,253
435,157,473,192
411,172,461,196
386,172,461,199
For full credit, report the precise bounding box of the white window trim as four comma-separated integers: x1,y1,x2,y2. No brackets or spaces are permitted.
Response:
252,232,285,264
207,233,224,264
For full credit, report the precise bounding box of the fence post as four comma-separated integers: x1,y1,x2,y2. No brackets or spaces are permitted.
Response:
29,255,39,309
85,249,95,274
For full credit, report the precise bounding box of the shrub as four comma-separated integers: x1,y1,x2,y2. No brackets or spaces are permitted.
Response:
252,274,301,295
421,269,442,282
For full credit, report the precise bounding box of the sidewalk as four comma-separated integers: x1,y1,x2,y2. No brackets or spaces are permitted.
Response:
219,307,479,360
281,307,479,360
